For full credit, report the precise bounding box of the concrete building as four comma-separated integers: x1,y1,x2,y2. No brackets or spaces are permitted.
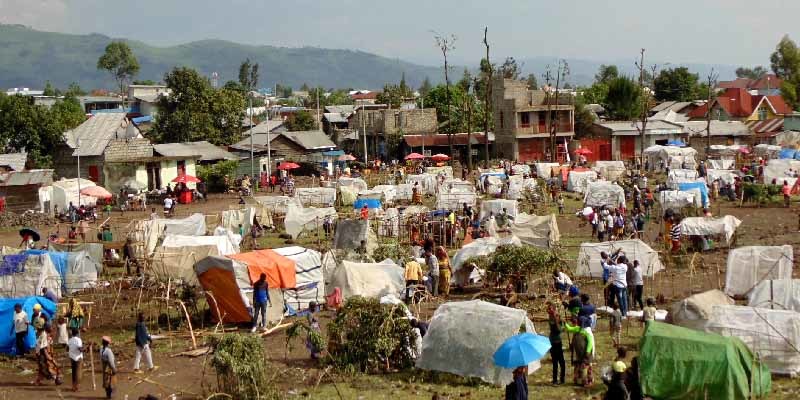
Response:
588,120,685,161
349,108,437,159
491,77,575,162
128,84,170,117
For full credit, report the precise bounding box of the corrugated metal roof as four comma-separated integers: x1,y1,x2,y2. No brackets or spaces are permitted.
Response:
0,152,27,171
324,105,355,115
242,119,285,136
231,131,336,152
597,120,684,134
683,121,751,137
135,94,160,103
65,114,142,156
153,141,239,161
747,118,784,133
0,169,53,187
323,112,348,123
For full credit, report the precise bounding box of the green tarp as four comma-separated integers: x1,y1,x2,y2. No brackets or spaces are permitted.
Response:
639,322,771,400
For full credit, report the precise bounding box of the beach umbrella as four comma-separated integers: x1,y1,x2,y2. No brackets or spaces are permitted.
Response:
405,153,425,160
278,162,301,170
430,153,450,161
172,174,202,183
80,186,113,199
493,333,552,368
19,228,40,242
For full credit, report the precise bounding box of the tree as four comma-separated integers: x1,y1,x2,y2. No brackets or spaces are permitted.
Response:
286,110,316,131
155,67,246,145
434,32,457,155
573,96,597,137
43,81,59,97
736,66,768,80
222,80,246,93
605,76,641,120
526,73,538,90
275,84,293,98
581,83,609,105
457,68,472,93
771,35,800,110
96,41,140,101
419,77,432,97
238,59,259,92
64,83,86,97
653,67,701,101
377,82,413,108
132,79,158,85
422,84,483,135
595,65,619,84
498,57,522,79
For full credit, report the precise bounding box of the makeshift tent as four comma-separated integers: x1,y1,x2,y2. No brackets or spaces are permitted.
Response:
0,296,56,355
763,159,800,187
379,208,400,237
749,279,800,312
284,204,337,239
484,175,504,195
592,161,626,181
707,305,800,375
725,245,793,297
705,169,737,186
274,246,324,312
253,195,302,214
394,183,414,201
676,182,710,208
337,177,368,192
332,219,377,255
451,236,521,285
582,181,625,209
228,250,297,289
707,159,735,170
61,250,100,294
566,170,598,193
679,215,741,245
506,176,537,200
369,185,398,204
777,131,800,147
416,300,539,386
49,178,98,212
47,242,104,272
405,174,437,195
162,234,239,256
160,213,207,236
329,259,403,299
194,256,284,324
639,322,771,400
658,190,697,211
152,244,220,284
126,219,165,258
294,187,336,207
575,239,664,278
509,213,560,248
338,185,358,206
671,289,734,331
754,144,783,159
667,169,699,188
479,199,518,220
511,164,531,176
425,166,453,178
0,253,62,298
220,208,261,236
534,162,560,178
643,145,698,171
440,179,476,194
436,191,477,210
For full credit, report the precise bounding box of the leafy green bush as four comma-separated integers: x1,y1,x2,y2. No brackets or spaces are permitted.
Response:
197,160,239,193
210,333,278,399
372,240,411,263
486,245,563,281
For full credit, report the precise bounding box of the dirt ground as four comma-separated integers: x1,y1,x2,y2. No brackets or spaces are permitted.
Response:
0,176,799,399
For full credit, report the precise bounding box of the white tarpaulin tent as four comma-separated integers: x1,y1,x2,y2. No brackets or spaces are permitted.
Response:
370,185,398,203
671,289,734,331
329,259,403,299
644,145,698,171
725,245,794,297
511,164,531,176
406,174,438,195
763,159,800,187
274,246,324,311
535,162,560,178
479,199,518,220
394,184,414,201
253,196,302,214
749,279,800,312
152,245,220,284
576,239,664,278
658,190,697,210
338,177,368,192
777,131,800,147
667,169,699,188
705,169,737,186
754,144,783,159
679,215,742,245
425,166,453,178
440,179,475,194
161,213,207,236
507,176,537,200
162,234,240,256
379,208,400,237
294,187,336,207
593,161,626,181
566,170,598,193
707,159,735,170
339,185,358,206
451,236,521,283
509,213,560,248
416,300,539,386
285,204,337,239
436,192,477,210
220,207,259,235
707,305,800,375
583,181,625,208
63,250,100,294
0,253,62,298
50,178,97,212
484,176,504,195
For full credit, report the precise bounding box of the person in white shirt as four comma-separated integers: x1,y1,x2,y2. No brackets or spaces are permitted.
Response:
552,269,573,294
163,196,173,216
606,255,629,317
67,328,83,392
12,304,29,357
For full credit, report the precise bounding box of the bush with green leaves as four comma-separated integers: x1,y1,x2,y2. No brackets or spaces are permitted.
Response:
327,297,416,373
210,333,278,399
486,245,564,281
372,240,411,263
197,160,239,193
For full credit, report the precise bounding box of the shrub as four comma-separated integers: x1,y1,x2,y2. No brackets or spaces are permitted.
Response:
210,333,278,399
372,240,411,263
486,245,563,281
197,160,239,193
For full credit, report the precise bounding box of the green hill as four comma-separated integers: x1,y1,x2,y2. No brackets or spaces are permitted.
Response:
0,24,442,92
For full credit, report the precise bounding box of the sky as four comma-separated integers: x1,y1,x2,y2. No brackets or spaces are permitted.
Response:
1,0,797,67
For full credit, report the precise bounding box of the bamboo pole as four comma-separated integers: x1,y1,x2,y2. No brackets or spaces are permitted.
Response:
89,343,97,390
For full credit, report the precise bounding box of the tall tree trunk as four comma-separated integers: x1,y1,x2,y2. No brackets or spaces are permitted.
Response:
483,27,491,168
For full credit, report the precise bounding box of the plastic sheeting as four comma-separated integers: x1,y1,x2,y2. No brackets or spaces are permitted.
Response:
452,236,521,276
671,289,734,331
339,185,358,206
754,144,783,159
583,181,625,208
274,246,324,311
436,192,477,210
294,187,336,207
593,161,626,181
0,254,62,298
643,145,698,171
380,208,400,237
48,243,104,273
416,300,539,386
425,166,453,178
479,199,518,220
220,208,257,236
658,190,697,210
763,159,800,187
160,213,207,236
511,164,531,176
484,175,504,195
253,196,302,214
707,305,800,375
679,215,741,244
152,245,220,284
575,239,664,278
406,174,438,195
338,177,368,192
62,251,100,294
667,169,699,188
748,279,800,312
285,204,337,239
509,213,560,248
677,182,710,208
506,176,537,200
440,179,476,194
725,245,793,297
370,185,398,203
50,178,97,212
566,170,598,193
534,162,560,178
0,296,56,355
162,234,240,256
705,169,737,186
329,259,403,299
394,184,414,201
708,159,735,170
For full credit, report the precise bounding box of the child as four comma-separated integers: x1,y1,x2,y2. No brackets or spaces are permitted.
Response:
609,305,622,348
56,317,69,349
642,298,657,324
557,195,565,215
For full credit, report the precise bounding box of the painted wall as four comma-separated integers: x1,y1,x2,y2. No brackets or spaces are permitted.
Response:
160,159,197,189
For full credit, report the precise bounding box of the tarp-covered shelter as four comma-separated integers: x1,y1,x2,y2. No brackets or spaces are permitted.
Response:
425,166,453,178
670,289,734,331
285,204,337,239
763,159,800,187
160,213,207,236
405,174,437,195
511,164,531,176
753,144,782,160
658,190,697,210
643,145,698,171
48,242,104,271
639,322,771,400
332,219,377,254
576,239,663,278
416,300,539,386
484,175,504,195
228,250,297,289
50,178,98,211
707,305,800,375
705,169,737,186
509,213,560,248
707,159,735,170
0,253,62,298
593,160,626,181
294,187,336,207
152,233,241,284
534,162,560,178
583,181,625,209
479,199,518,220
337,177,368,192
725,245,793,297
679,215,741,245
0,296,56,355
566,170,598,193
394,183,414,202
506,176,537,200
369,185,399,204
253,195,302,214
436,191,477,210
329,259,403,299
676,182,710,208
273,246,324,311
748,279,800,312
451,236,521,286
667,169,699,188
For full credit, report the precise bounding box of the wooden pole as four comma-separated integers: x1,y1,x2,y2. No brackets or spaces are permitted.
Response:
89,343,97,390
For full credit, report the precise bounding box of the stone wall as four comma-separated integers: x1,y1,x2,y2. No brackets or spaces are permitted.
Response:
104,138,154,162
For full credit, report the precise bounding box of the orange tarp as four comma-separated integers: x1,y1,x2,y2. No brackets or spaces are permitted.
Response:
228,250,297,289
197,267,251,323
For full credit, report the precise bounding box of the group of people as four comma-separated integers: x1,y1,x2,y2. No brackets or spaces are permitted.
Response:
402,242,453,302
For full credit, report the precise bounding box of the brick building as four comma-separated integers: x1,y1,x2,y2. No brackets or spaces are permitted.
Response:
491,77,574,162
349,108,437,159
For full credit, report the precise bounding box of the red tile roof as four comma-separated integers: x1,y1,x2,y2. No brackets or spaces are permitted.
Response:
403,133,491,147
687,88,792,119
351,92,378,100
717,78,752,89
717,74,783,91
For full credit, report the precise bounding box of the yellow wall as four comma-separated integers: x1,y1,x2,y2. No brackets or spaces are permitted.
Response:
745,102,780,122
160,159,197,189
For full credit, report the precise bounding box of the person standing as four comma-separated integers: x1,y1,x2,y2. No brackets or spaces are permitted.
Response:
603,361,629,400
565,316,595,387
436,246,452,298
670,216,682,253
425,248,440,297
783,180,792,208
631,260,644,310
12,303,28,357
504,366,529,400
100,336,116,399
404,259,422,301
607,256,629,317
557,195,565,215
42,287,59,304
133,313,156,373
67,328,83,392
547,302,566,385
251,273,270,332
34,322,62,386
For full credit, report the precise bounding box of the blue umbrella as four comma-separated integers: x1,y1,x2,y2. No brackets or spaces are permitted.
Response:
493,333,552,368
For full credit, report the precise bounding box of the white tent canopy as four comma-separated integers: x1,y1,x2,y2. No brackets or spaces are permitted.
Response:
679,215,742,245
763,159,800,187
50,178,98,212
0,254,62,298
161,233,240,256
436,192,477,210
566,170,598,193
534,162,560,178
511,164,531,176
705,169,737,186
509,213,560,249
507,176,537,200
294,187,336,207
370,185,399,203
337,177,368,192
285,204,337,239
707,159,735,170
725,245,794,297
394,183,414,201
274,246,324,311
593,161,626,181
160,213,207,236
671,289,734,331
479,199,518,220
666,169,699,188
484,175,504,195
749,279,800,312
658,190,697,210
576,239,664,278
253,195,302,214
644,145,698,171
583,181,625,209
416,300,539,386
405,174,437,195
451,236,521,285
329,259,403,299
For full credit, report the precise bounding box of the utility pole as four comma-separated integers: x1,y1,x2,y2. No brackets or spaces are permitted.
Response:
543,66,554,161
705,68,718,154
635,48,649,167
547,60,569,163
421,96,426,156
483,27,492,168
466,88,473,170
434,32,456,156
249,96,254,186
362,108,368,164
76,138,81,207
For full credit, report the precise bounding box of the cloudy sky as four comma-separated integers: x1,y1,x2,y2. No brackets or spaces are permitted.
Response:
1,0,796,66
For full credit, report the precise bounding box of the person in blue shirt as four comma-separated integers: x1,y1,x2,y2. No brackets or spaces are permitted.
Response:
42,287,59,304
251,273,271,333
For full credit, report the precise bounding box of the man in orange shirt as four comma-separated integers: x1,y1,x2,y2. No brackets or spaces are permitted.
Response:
783,180,792,208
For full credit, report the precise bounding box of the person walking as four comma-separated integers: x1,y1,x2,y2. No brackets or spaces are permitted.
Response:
607,256,629,317
133,313,156,373
67,328,83,392
504,366,529,400
547,302,566,385
435,246,452,298
34,322,62,386
67,298,85,333
783,180,792,208
100,336,117,399
565,316,595,387
12,303,29,357
631,260,644,310
603,361,629,400
424,248,440,297
251,273,270,332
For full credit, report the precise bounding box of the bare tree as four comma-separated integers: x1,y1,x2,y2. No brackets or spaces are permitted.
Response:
634,49,657,167
543,60,570,162
434,32,457,156
705,68,719,153
482,27,492,168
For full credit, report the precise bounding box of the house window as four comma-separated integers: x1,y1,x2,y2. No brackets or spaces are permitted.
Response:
758,106,769,121
499,111,504,129
394,113,401,127
88,165,100,183
177,160,186,174
520,112,530,128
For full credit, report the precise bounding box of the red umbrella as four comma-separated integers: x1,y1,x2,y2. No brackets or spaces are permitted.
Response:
338,154,357,161
80,185,113,199
738,147,751,154
405,153,425,160
172,174,202,183
430,153,450,161
278,162,301,170
574,148,593,155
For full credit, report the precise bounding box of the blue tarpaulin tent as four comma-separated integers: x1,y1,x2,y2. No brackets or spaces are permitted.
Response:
678,182,710,208
353,198,381,209
779,149,797,159
0,296,56,355
667,139,687,147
